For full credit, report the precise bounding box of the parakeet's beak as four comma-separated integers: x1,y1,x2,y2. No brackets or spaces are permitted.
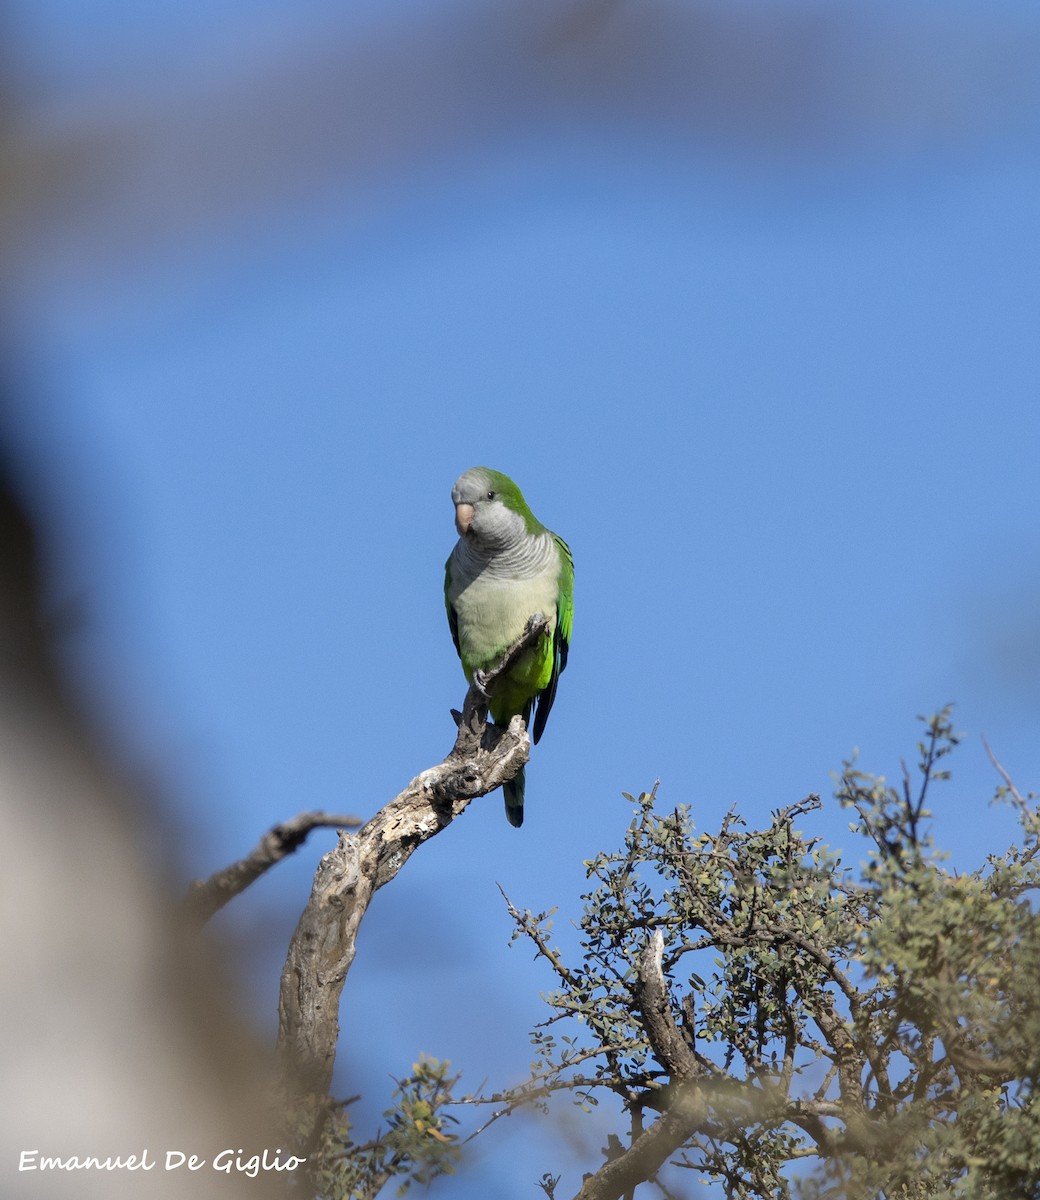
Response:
454,502,475,535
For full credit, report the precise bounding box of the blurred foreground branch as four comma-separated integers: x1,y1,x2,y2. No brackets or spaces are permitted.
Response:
0,454,279,1198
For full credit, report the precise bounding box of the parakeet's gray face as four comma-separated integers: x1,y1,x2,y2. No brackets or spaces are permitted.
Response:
451,468,525,548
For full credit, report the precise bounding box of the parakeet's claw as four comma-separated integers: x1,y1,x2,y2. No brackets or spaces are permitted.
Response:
472,668,491,699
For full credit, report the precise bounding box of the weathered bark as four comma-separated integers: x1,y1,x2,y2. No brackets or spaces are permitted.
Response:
276,614,549,1101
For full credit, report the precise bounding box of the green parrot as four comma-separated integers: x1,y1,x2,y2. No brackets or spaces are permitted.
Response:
444,467,573,827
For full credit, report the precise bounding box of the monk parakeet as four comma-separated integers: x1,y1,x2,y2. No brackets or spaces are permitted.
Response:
444,467,573,827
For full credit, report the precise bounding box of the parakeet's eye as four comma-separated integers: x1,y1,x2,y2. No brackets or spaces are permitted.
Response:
486,490,496,500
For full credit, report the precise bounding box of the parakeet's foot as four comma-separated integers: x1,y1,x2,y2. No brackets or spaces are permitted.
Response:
472,668,490,698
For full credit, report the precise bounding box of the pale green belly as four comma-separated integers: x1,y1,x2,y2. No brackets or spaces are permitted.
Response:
454,574,557,721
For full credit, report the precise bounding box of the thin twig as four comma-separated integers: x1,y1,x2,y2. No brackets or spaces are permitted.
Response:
983,734,1027,808
498,883,582,991
183,810,362,926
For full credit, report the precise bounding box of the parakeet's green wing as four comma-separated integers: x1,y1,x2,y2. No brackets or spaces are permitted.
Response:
531,533,573,745
444,556,461,659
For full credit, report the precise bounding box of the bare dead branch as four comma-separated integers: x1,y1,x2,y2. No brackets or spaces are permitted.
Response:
276,615,548,1102
183,810,362,927
635,931,698,1082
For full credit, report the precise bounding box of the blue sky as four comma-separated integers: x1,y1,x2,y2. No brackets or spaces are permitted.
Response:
5,1,1040,1196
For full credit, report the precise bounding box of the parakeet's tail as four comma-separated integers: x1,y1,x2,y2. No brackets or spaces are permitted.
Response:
503,766,525,828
